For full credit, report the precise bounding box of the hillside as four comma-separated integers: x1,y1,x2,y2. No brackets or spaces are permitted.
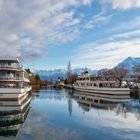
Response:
115,57,140,74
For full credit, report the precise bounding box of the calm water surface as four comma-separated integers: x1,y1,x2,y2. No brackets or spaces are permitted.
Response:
1,88,140,140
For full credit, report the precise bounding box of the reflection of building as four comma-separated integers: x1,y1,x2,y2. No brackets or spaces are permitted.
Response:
114,100,140,120
0,57,31,99
74,91,130,112
74,91,140,120
67,95,73,116
0,93,31,137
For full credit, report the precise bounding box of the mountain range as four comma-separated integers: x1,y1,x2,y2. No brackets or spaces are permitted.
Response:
36,57,140,81
37,68,97,81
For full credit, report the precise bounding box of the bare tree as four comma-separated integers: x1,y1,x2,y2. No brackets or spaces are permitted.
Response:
133,63,140,81
114,64,128,86
133,63,140,73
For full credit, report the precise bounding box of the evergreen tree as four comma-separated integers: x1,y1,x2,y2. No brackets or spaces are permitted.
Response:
35,74,40,81
25,68,31,74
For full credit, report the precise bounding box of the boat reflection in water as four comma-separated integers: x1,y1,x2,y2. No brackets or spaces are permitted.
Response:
0,92,31,137
73,91,131,112
73,91,140,120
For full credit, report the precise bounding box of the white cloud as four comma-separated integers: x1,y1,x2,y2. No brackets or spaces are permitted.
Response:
74,14,140,69
113,29,140,39
73,39,140,69
0,0,92,61
100,0,140,9
17,110,83,140
84,9,112,29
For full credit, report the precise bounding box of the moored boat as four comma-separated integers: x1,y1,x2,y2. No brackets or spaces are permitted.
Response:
0,57,31,100
73,71,130,95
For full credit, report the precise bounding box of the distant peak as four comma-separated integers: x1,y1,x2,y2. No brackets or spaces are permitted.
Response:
125,56,140,62
127,56,132,60
124,56,135,62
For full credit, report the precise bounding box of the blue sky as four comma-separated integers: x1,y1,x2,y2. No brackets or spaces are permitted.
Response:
0,0,140,70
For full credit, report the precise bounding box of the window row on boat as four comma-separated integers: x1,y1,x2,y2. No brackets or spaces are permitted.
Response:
76,77,90,81
0,81,30,88
74,82,123,88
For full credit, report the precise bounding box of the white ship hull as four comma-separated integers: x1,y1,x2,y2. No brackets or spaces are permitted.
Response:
0,86,32,100
73,85,130,95
0,96,31,112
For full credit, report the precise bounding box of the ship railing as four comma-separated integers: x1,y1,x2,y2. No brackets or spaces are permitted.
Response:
0,65,20,69
0,85,31,89
0,77,21,80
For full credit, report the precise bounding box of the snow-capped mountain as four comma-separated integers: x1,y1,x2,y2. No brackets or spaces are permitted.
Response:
36,57,140,81
114,57,140,74
37,68,97,81
37,69,67,81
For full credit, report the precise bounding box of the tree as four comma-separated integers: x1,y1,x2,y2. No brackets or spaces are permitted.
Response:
25,68,31,74
35,74,40,81
133,64,140,73
98,65,128,86
97,69,110,80
133,63,140,81
67,74,77,84
114,64,128,86
105,70,116,80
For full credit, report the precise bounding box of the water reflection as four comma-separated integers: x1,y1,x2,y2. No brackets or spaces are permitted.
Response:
73,91,130,111
0,93,31,137
73,91,140,121
0,89,140,140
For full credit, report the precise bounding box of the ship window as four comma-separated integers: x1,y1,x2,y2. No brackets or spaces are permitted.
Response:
82,97,85,100
87,98,93,101
94,83,98,87
94,99,98,103
87,83,92,86
81,83,84,86
99,83,103,87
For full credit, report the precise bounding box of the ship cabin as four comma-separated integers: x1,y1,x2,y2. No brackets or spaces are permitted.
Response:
75,71,119,88
0,57,30,89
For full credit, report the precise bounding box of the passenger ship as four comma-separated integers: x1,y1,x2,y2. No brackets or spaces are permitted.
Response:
0,57,31,100
73,71,130,95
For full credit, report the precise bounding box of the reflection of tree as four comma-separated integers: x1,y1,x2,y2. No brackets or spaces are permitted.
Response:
115,104,127,118
135,108,140,120
115,102,140,120
67,94,73,116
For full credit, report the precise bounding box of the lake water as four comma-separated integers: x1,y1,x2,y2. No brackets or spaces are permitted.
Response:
0,88,140,140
